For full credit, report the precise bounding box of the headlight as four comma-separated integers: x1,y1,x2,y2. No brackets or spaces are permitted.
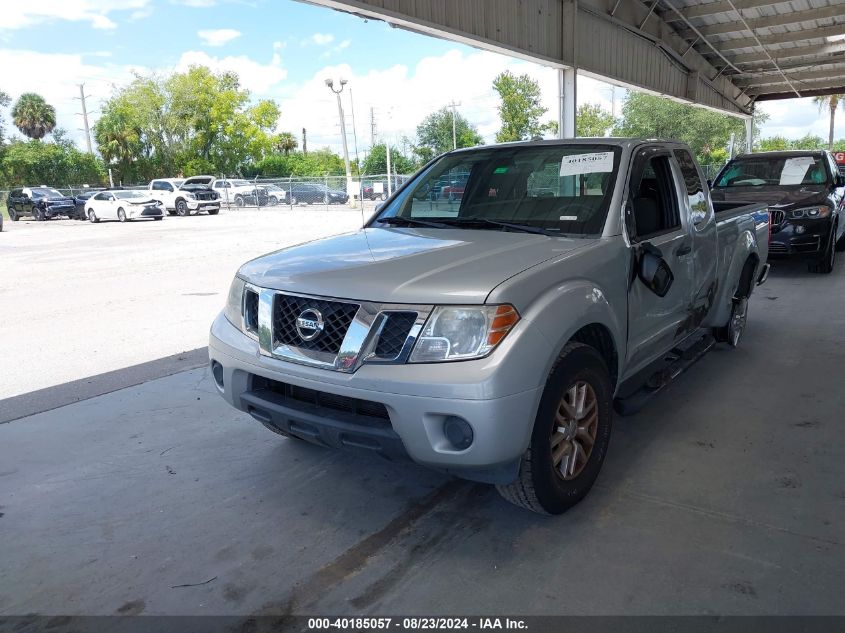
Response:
409,305,519,363
788,205,831,219
224,277,246,327
184,192,196,200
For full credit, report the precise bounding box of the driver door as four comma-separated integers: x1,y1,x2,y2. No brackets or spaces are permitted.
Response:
624,148,696,378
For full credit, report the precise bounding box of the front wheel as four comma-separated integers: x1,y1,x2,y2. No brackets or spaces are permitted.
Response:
117,208,127,223
234,195,245,208
808,229,836,274
88,209,100,223
269,196,278,206
8,208,18,221
176,199,190,217
380,192,387,201
34,208,45,221
497,342,613,515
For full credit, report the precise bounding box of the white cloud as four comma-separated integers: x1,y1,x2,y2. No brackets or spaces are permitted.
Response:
0,0,150,30
176,50,287,94
757,97,838,140
276,49,617,155
0,48,148,148
311,33,334,46
197,28,242,47
320,39,351,59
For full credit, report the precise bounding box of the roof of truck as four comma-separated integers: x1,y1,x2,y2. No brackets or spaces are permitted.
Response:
450,138,691,154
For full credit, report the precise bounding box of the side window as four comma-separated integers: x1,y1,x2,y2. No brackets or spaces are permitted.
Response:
631,155,681,240
94,192,109,201
152,181,165,191
673,149,708,227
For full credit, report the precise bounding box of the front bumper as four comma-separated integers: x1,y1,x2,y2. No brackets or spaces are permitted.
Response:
769,221,833,257
188,200,220,210
208,312,546,484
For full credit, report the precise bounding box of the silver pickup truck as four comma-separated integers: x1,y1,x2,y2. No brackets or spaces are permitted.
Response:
209,139,769,514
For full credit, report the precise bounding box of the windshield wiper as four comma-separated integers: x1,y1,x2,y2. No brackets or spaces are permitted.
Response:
439,217,554,236
376,216,452,229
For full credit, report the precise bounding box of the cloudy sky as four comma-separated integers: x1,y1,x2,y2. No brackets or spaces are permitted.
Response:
0,0,839,155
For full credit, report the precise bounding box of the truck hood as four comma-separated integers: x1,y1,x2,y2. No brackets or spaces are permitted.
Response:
710,185,828,210
238,227,592,304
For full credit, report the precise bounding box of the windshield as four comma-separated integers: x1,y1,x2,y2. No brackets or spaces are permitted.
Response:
115,190,149,199
32,188,64,198
372,144,621,236
715,155,829,188
232,180,251,187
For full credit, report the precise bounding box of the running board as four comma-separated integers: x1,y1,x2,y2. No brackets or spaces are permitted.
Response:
613,332,715,416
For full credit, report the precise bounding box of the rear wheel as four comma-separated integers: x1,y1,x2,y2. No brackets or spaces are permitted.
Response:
34,208,45,221
808,229,836,274
497,342,613,515
117,208,127,223
269,196,278,206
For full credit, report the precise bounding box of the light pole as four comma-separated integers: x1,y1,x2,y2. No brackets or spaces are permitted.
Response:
325,78,355,207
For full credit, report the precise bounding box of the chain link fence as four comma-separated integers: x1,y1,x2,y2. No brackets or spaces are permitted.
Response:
1,165,730,223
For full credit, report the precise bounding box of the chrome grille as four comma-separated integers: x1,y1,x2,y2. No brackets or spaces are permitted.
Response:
373,312,418,360
768,209,785,226
273,294,359,354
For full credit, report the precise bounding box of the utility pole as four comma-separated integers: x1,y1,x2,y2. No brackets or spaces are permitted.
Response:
325,78,355,207
76,83,94,154
369,107,378,148
386,141,392,197
302,127,307,154
447,100,461,149
348,88,361,204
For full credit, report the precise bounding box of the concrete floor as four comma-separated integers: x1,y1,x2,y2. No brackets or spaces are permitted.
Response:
1,256,844,616
0,206,370,399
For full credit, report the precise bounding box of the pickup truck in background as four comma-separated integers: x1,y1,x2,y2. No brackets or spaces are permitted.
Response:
148,177,221,216
181,176,273,207
210,139,769,515
712,150,845,273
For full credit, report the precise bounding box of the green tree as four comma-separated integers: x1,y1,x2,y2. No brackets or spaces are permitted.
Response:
1,139,105,186
576,103,614,137
813,94,843,150
11,93,57,140
758,136,790,151
415,107,483,158
252,149,347,177
492,71,556,142
274,131,298,154
362,143,415,175
790,134,825,150
614,92,767,164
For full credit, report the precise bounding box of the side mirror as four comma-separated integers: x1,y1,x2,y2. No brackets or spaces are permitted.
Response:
638,245,674,297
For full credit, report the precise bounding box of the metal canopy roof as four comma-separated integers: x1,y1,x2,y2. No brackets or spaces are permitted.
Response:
301,0,845,115
659,0,845,102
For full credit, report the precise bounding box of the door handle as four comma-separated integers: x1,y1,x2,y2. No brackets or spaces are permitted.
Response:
675,242,692,256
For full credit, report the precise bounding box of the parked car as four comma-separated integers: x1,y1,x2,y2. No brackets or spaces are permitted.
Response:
85,190,164,223
7,187,76,221
73,188,108,220
712,150,845,273
181,176,267,207
210,139,769,515
362,182,387,201
288,182,348,205
148,178,221,216
261,184,289,205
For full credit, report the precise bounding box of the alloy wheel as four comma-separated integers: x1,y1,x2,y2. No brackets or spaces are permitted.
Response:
550,381,598,481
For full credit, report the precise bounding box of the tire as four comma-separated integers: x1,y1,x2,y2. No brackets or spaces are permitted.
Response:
380,192,387,201
808,229,836,274
8,208,18,221
34,208,45,222
207,208,219,215
234,195,245,208
289,196,297,206
497,342,613,515
154,216,163,221
88,209,100,223
117,208,127,223
835,224,845,252
167,209,177,216
176,199,190,217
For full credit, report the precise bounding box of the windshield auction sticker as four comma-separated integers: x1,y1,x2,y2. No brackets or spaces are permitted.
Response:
779,156,815,185
559,152,614,176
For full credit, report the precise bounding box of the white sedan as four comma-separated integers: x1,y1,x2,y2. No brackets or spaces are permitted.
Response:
86,190,164,223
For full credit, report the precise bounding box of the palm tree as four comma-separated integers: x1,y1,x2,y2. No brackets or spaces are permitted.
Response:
11,93,57,140
813,94,843,150
275,131,298,155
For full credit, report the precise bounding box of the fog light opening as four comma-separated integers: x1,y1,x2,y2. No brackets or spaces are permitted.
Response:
443,416,474,451
211,361,224,391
